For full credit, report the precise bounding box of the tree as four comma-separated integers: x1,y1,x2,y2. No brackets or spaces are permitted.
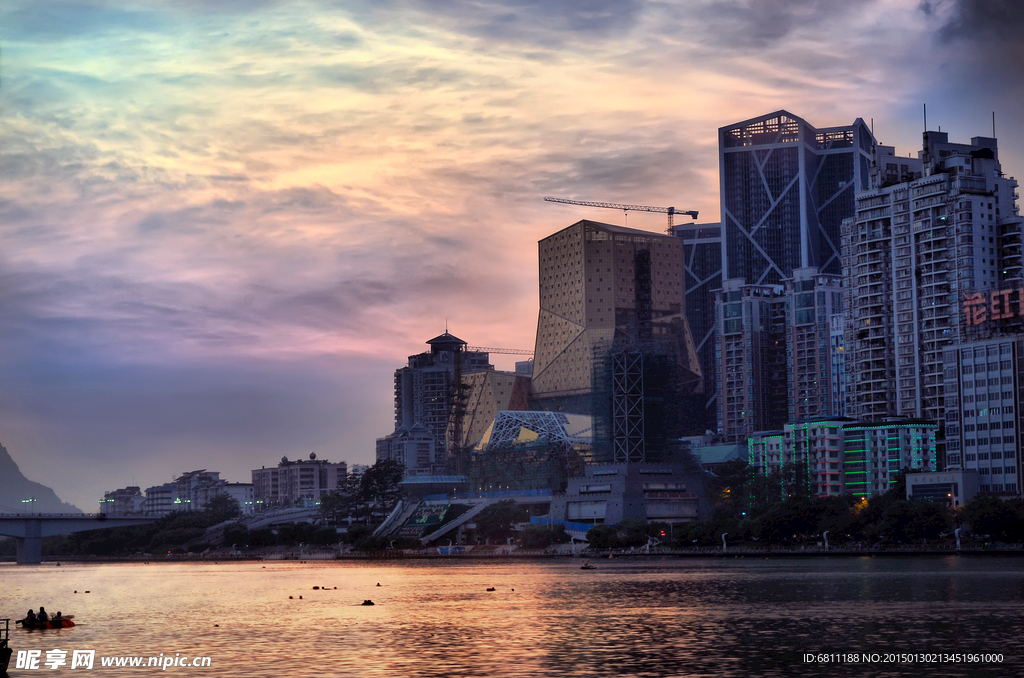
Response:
878,500,949,543
585,524,619,549
755,497,820,544
342,523,374,545
815,495,859,542
222,524,250,547
359,459,405,516
474,499,527,543
962,496,1022,541
613,519,651,547
520,524,570,549
709,460,752,519
204,494,241,522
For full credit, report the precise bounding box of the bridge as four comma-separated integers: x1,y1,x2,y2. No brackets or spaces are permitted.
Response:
0,513,158,565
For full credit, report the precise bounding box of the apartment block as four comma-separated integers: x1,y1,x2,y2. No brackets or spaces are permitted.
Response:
376,332,493,475
843,130,1022,425
749,419,938,499
252,455,347,509
942,337,1022,496
785,268,845,421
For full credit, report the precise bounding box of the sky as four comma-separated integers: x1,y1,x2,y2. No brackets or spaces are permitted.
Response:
0,0,1022,511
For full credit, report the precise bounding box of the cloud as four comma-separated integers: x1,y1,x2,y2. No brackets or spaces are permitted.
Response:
689,0,878,50
0,2,164,41
936,0,1024,41
1,0,1022,512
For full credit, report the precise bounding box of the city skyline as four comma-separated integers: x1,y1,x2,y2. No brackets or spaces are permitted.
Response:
0,0,1022,511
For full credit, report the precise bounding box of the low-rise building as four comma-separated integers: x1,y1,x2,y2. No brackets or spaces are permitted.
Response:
142,482,177,516
549,462,710,527
748,418,937,498
99,486,144,514
906,470,980,507
251,453,347,509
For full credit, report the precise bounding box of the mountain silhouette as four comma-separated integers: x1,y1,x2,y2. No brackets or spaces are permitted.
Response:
0,441,83,513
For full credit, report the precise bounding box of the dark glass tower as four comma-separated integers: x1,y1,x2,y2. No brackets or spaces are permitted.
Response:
719,110,874,284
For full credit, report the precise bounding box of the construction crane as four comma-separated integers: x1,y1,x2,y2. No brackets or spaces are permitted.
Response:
544,197,698,233
467,346,534,356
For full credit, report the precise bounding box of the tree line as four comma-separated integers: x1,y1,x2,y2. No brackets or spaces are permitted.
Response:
673,461,1024,548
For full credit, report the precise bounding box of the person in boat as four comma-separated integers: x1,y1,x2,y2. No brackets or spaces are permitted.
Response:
24,610,36,625
52,612,64,624
37,607,49,623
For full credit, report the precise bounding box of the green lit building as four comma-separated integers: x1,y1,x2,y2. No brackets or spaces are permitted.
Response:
748,418,937,498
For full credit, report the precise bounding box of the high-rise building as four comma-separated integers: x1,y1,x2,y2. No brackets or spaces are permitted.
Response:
672,221,723,428
828,313,847,418
720,111,874,285
376,332,493,475
843,131,1022,425
713,278,788,442
531,219,701,412
784,267,845,421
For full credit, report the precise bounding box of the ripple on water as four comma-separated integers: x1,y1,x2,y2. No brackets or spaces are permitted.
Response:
3,557,1024,677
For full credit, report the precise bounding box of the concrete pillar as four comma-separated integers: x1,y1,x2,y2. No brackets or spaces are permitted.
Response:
16,519,42,565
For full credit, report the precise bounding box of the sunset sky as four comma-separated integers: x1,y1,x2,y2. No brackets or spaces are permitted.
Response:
1,0,1021,510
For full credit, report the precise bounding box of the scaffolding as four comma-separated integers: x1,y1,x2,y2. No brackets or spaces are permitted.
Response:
612,350,645,463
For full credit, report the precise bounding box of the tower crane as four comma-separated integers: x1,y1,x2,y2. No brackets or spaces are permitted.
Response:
544,197,698,233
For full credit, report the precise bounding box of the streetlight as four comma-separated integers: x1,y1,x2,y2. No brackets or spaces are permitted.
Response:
721,533,728,553
22,498,37,515
822,531,830,552
954,528,961,551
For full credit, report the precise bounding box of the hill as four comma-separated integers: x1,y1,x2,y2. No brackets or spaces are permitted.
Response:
0,441,83,513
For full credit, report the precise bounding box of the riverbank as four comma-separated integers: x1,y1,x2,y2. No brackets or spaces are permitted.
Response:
6,544,1024,564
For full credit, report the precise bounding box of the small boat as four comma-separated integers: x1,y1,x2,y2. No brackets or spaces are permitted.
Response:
17,616,75,630
580,560,597,570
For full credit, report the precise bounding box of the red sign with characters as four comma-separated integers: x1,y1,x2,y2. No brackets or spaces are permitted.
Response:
963,289,1024,325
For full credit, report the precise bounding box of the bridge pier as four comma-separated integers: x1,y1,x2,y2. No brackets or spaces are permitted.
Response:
16,519,42,565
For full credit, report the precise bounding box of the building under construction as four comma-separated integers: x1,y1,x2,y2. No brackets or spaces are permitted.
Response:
375,332,492,476
530,219,703,422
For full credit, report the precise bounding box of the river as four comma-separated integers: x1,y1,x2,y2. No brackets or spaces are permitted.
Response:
3,556,1023,677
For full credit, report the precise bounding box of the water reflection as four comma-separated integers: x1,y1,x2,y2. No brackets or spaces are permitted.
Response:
3,557,1023,677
